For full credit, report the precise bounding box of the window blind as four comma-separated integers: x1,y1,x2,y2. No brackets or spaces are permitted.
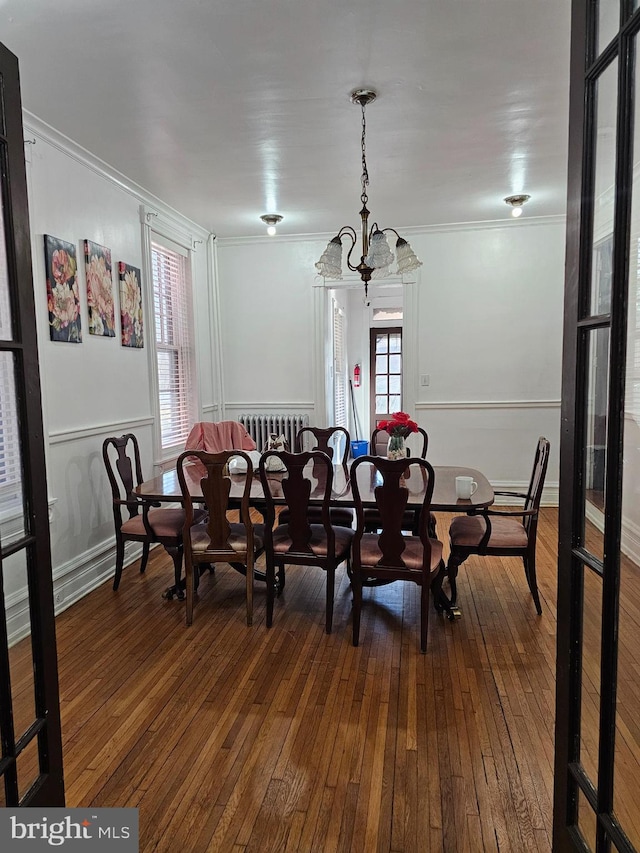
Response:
151,241,195,450
0,237,22,517
333,303,347,428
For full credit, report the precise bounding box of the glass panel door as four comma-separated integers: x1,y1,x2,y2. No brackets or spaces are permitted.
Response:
0,41,63,806
554,3,640,851
370,326,402,429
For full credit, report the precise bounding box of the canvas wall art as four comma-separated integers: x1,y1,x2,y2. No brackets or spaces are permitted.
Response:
84,240,115,337
118,262,144,348
44,235,82,343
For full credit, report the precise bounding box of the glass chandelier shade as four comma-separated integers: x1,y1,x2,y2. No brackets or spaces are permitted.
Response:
315,235,343,279
314,89,423,297
365,230,394,278
395,237,422,274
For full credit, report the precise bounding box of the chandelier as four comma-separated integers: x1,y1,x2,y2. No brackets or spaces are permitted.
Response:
315,89,422,299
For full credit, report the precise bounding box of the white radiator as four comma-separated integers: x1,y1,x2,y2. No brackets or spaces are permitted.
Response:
239,413,309,451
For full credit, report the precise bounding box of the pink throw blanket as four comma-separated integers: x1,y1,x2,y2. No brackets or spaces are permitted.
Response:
184,421,256,454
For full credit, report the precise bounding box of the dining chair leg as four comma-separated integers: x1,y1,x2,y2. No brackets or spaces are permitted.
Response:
523,553,543,615
139,541,150,574
113,536,125,591
185,563,194,626
165,545,183,594
325,563,335,634
246,552,254,627
352,570,362,647
265,557,276,628
420,581,429,653
446,552,465,606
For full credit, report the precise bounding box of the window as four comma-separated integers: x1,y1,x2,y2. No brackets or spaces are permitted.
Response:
150,238,196,452
370,326,402,427
333,301,347,428
0,229,23,525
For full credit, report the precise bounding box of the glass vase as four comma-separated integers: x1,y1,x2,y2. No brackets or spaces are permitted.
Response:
387,434,407,461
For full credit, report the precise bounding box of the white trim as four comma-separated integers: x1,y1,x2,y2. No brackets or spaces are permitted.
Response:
49,417,154,444
140,204,199,252
621,514,640,566
202,403,221,416
402,273,420,419
216,214,566,247
210,234,227,417
6,538,147,646
490,480,558,507
416,399,561,411
223,402,316,413
24,111,209,239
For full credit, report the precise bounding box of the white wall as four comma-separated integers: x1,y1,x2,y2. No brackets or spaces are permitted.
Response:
7,115,219,642
216,237,329,425
217,217,565,500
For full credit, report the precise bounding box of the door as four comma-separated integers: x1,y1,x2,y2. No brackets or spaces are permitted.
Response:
0,43,64,805
370,326,402,430
554,3,640,851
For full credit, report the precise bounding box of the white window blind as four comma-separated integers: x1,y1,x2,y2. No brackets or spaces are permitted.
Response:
333,302,347,428
151,240,195,450
0,234,22,518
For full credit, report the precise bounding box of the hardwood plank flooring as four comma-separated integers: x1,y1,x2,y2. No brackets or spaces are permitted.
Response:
7,507,638,851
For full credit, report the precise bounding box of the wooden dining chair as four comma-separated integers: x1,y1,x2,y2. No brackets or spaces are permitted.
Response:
259,449,354,633
350,455,447,653
176,449,265,627
277,426,354,528
366,426,431,535
103,433,190,592
447,436,551,614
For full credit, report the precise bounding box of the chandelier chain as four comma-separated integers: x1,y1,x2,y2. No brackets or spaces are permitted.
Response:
360,101,369,207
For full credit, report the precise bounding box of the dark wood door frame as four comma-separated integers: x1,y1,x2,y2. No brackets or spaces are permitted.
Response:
553,3,639,851
0,42,64,806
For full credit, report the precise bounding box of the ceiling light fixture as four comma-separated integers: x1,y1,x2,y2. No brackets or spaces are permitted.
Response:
504,194,531,218
315,89,422,299
261,213,283,236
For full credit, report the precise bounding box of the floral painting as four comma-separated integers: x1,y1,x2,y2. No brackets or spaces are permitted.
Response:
44,235,82,343
84,240,115,337
119,262,143,348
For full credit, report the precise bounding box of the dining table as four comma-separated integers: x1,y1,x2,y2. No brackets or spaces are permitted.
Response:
135,461,494,614
135,461,494,513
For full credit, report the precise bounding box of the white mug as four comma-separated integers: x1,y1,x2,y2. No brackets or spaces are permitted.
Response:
455,475,478,500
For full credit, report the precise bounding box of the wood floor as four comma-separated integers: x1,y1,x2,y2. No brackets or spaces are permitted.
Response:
13,510,562,851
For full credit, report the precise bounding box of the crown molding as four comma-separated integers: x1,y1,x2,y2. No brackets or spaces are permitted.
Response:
23,110,210,241
216,214,566,248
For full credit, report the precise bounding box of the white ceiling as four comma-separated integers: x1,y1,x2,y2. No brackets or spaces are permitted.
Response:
1,0,571,238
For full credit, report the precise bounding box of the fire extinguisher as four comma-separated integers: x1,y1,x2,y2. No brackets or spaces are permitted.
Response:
353,363,361,388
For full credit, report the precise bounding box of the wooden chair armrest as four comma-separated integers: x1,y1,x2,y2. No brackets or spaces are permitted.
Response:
482,507,538,518
493,490,527,500
468,506,538,549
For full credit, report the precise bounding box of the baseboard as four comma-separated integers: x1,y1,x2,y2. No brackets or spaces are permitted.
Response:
490,480,558,507
6,539,146,647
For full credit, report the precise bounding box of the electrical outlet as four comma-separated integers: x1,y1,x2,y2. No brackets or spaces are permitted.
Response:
420,374,430,386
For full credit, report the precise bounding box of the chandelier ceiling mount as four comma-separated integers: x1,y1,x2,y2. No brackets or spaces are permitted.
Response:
315,88,422,299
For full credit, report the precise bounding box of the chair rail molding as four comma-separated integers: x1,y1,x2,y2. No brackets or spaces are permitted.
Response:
48,417,154,445
416,399,561,410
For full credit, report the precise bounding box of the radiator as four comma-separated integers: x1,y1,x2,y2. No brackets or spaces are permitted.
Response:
239,413,310,451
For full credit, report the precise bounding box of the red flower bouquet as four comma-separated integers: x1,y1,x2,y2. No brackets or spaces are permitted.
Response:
377,411,419,438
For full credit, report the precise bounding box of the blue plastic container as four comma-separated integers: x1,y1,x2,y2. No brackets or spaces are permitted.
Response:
350,440,369,458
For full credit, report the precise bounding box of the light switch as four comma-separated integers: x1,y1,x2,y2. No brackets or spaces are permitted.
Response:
420,374,430,387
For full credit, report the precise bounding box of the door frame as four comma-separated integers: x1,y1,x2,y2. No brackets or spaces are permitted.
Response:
0,42,64,806
553,2,639,850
